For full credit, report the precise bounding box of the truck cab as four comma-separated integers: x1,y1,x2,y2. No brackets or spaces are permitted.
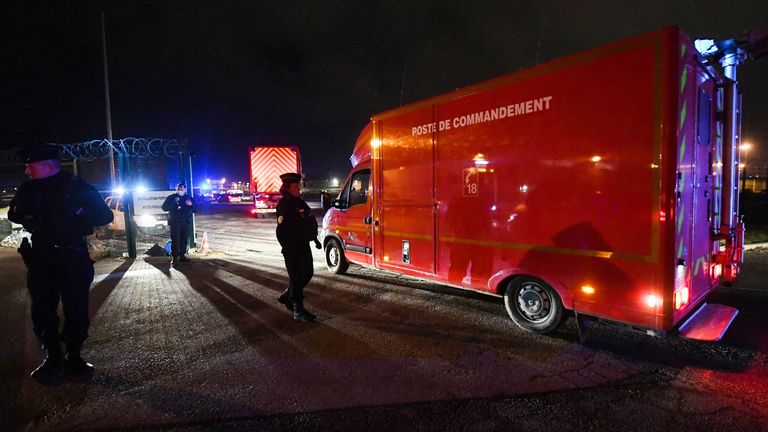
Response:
322,126,374,270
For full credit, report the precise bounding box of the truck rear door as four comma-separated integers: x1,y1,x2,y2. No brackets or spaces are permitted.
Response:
690,77,717,304
676,56,718,318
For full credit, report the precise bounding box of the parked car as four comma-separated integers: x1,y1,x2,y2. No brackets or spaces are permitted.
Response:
251,192,281,217
217,189,244,203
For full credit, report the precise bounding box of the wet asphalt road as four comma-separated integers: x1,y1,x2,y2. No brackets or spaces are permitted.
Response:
0,203,766,431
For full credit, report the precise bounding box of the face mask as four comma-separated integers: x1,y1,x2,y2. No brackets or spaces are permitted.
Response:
178,190,186,196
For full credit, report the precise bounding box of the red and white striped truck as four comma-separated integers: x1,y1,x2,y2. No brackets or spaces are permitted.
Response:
249,146,301,217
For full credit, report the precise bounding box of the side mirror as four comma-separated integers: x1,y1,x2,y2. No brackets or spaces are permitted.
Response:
320,191,331,211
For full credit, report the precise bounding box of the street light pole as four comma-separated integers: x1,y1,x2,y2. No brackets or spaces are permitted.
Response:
101,10,116,189
740,143,752,192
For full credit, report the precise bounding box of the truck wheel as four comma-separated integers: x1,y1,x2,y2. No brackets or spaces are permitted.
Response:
504,276,563,333
325,238,349,274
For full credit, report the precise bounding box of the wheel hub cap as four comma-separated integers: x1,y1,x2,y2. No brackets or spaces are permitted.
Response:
516,283,551,322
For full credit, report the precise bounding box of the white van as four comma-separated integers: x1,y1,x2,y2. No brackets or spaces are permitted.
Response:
105,196,168,232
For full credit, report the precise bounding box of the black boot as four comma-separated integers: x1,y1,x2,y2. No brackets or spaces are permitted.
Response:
64,348,95,375
31,343,63,383
277,291,293,312
292,303,316,322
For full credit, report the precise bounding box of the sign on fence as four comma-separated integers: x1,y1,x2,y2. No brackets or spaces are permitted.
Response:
133,190,173,215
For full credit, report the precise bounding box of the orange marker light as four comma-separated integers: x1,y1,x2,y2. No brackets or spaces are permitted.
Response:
581,285,596,295
712,263,722,280
645,294,661,308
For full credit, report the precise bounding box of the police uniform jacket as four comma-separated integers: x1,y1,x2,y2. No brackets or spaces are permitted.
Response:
162,193,196,224
8,172,113,249
276,194,318,249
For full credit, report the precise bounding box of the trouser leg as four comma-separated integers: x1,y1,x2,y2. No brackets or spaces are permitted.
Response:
59,251,94,353
178,223,189,256
283,244,314,304
27,257,61,347
283,244,316,321
283,247,303,304
170,223,182,257
297,245,314,292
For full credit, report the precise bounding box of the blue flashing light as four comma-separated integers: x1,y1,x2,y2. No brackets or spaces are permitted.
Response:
113,187,126,196
694,39,718,56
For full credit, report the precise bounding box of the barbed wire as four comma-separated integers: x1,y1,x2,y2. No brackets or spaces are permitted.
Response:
57,138,186,160
0,138,186,166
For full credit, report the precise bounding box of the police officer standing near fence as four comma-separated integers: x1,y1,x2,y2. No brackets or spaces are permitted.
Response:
276,173,321,322
162,183,196,265
9,144,113,383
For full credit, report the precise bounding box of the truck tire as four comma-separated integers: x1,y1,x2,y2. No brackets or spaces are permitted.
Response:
504,276,564,333
325,238,349,274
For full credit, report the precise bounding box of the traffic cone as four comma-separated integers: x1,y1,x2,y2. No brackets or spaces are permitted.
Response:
199,231,210,254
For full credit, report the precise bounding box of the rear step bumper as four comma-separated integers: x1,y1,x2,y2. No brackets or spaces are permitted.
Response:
678,303,739,342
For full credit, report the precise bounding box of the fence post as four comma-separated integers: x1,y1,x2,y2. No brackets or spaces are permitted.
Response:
120,155,137,258
180,151,196,249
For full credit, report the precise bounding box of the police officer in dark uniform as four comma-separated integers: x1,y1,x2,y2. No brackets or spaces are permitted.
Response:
275,173,322,322
161,183,196,265
9,144,113,382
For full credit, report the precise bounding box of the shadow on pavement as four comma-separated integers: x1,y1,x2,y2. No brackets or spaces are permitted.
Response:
89,372,257,430
175,259,388,361
339,267,500,305
579,321,756,372
90,258,136,317
145,256,172,277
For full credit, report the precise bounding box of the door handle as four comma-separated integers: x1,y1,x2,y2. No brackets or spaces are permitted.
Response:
364,216,372,224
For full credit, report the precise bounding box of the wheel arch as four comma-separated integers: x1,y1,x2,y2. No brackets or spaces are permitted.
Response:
323,232,345,249
490,269,574,310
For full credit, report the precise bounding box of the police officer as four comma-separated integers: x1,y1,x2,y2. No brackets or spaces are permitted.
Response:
162,183,196,265
275,173,321,322
9,144,113,382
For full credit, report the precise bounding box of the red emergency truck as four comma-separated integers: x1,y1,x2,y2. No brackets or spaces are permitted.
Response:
249,146,301,217
321,27,746,341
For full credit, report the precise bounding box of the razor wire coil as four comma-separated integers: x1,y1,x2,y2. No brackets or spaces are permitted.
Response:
1,138,186,165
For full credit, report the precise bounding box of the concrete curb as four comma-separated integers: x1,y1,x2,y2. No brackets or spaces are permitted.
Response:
745,242,768,250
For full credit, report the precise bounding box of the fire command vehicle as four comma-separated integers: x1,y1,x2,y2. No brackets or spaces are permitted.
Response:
321,27,755,341
249,146,301,217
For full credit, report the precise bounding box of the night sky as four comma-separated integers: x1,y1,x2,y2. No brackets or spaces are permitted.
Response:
2,1,767,183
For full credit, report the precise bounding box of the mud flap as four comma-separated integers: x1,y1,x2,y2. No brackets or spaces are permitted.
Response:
678,303,739,342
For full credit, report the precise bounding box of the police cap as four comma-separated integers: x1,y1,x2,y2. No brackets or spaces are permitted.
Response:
19,144,61,163
279,172,302,185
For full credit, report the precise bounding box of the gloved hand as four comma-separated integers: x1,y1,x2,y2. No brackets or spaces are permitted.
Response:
314,239,322,249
